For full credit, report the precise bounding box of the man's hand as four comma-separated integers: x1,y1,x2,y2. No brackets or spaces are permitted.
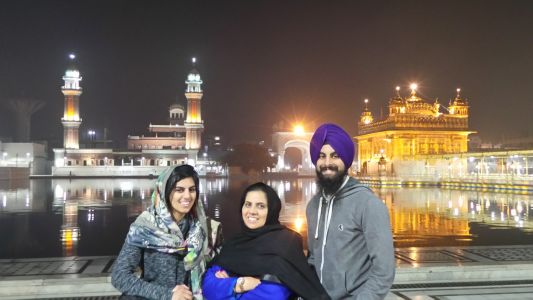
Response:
172,284,192,300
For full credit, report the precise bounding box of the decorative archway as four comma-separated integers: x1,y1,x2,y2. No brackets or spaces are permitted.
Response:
272,131,314,174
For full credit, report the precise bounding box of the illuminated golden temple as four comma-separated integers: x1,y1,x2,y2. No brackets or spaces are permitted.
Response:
356,84,475,176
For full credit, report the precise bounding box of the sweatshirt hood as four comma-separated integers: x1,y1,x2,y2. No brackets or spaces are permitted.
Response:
333,177,370,199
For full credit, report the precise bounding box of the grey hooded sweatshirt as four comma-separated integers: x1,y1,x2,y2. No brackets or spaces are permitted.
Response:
306,177,395,299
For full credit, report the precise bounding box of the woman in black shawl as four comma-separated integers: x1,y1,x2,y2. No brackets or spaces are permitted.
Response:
202,182,330,300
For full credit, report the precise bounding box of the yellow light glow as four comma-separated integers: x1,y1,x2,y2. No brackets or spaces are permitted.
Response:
410,83,418,91
293,124,304,135
64,230,72,242
396,86,400,91
364,98,369,104
294,217,304,233
66,111,76,119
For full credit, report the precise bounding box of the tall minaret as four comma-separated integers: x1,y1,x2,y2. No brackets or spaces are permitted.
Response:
61,54,83,149
184,57,204,150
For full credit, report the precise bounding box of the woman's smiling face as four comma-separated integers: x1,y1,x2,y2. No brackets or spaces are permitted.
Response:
169,177,196,221
242,190,268,230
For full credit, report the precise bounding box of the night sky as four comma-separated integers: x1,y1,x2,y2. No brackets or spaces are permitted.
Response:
1,0,532,148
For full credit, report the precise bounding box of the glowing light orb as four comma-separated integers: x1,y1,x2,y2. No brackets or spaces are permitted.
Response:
293,124,304,135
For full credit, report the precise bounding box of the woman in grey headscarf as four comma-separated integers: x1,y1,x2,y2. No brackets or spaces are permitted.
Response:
112,165,222,300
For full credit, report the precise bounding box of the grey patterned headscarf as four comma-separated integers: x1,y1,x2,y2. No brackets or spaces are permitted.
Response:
126,165,208,299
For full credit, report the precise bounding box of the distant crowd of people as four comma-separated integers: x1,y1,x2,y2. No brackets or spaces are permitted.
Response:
111,123,395,300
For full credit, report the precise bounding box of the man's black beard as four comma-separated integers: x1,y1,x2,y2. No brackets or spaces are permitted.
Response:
316,165,348,195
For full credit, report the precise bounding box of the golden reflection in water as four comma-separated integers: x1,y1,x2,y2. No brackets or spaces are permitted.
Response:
270,179,531,247
61,201,79,256
292,216,305,233
34,178,532,252
379,189,471,247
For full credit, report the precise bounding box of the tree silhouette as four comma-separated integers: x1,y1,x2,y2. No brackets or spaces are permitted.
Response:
222,143,276,173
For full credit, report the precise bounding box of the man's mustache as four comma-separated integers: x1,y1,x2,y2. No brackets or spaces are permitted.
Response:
319,165,339,172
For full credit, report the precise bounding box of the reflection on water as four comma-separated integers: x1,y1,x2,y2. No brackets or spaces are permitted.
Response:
0,178,532,258
378,188,532,247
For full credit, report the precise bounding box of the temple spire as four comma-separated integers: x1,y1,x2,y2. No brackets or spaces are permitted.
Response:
448,87,469,116
410,83,418,96
359,98,374,125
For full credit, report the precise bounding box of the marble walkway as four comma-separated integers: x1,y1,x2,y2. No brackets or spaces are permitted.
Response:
1,245,533,299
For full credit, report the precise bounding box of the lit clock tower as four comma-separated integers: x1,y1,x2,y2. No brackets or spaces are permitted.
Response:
61,54,82,149
184,57,204,150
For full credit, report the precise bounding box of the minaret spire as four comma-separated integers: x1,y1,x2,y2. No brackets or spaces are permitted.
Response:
185,57,203,94
184,57,204,150
61,53,83,149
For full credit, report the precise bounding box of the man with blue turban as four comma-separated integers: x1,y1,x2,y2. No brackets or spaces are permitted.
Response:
306,123,395,299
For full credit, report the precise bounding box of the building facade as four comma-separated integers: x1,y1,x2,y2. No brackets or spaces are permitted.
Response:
356,85,475,176
127,67,204,151
53,57,206,176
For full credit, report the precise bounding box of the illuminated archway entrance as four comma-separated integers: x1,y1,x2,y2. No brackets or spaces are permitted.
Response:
272,131,315,175
284,147,303,171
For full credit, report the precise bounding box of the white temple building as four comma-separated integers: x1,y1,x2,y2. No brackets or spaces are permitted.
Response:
52,56,219,177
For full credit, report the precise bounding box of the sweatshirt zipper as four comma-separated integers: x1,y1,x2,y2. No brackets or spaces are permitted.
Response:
317,176,350,283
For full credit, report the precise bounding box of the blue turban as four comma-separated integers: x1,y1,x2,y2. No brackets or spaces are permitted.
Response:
310,123,354,168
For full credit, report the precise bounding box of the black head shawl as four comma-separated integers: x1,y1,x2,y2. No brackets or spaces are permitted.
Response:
211,182,330,300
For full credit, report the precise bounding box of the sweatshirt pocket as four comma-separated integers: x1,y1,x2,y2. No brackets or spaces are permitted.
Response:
321,270,347,298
